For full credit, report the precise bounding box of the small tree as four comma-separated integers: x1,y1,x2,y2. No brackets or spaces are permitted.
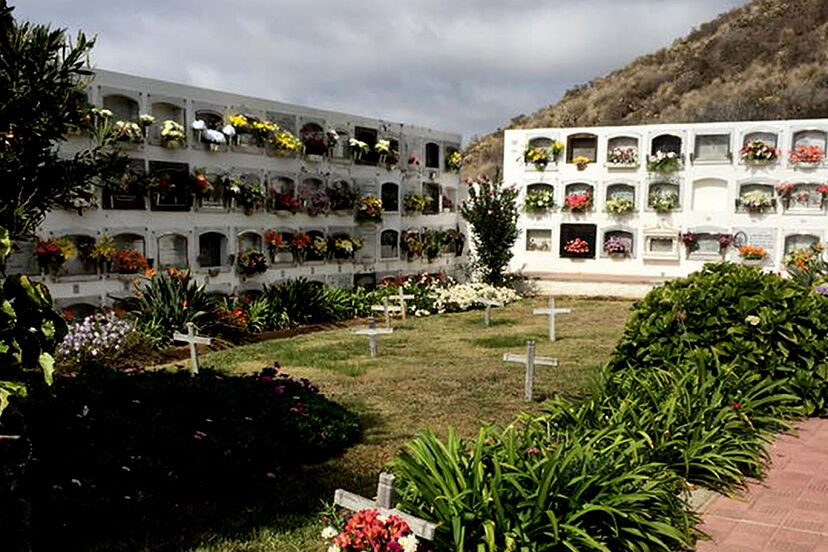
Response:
460,175,519,285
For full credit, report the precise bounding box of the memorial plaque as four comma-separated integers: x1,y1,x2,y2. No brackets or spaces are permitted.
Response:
607,184,635,202
695,134,730,161
649,237,674,254
733,227,777,263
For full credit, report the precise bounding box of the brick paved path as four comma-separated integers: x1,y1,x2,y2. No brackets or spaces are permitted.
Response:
696,418,828,552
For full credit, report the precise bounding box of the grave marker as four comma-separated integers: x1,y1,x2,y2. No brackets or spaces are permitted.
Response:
173,322,212,375
478,298,504,326
532,298,572,341
395,288,416,321
352,318,394,357
333,472,437,540
503,340,559,400
371,296,403,328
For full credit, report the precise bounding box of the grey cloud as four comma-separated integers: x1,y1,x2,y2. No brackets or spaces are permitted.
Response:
16,0,748,140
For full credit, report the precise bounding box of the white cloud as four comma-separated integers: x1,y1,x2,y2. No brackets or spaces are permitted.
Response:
15,0,749,139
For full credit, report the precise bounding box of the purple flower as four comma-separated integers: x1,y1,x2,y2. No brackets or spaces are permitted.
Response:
265,472,276,479
526,447,540,455
274,385,286,394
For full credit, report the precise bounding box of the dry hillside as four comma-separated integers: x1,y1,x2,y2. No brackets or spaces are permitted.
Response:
464,0,828,178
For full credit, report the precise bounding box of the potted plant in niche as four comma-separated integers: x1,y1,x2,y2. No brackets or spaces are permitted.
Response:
739,245,766,266
740,140,779,164
355,195,383,224
36,237,66,277
573,155,591,170
159,119,187,149
229,178,266,215
648,188,679,213
523,140,563,170
603,235,631,258
404,192,431,215
89,234,116,272
237,248,267,276
647,150,681,173
736,190,775,213
607,146,638,167
788,145,825,166
329,235,363,262
605,197,635,215
563,237,590,257
289,232,311,264
264,229,285,263
562,189,592,213
524,188,555,213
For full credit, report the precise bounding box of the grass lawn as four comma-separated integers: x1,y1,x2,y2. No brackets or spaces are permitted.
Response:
164,296,633,552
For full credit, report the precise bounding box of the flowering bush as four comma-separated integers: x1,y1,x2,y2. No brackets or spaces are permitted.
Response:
460,175,519,285
604,235,631,256
355,195,384,224
56,311,135,365
322,510,420,552
563,237,590,255
647,150,681,172
524,188,555,212
300,189,331,216
431,282,519,314
648,189,679,213
404,192,432,214
159,119,186,149
737,190,774,212
270,190,302,213
740,140,779,163
788,145,825,165
605,197,635,215
607,146,638,165
113,249,150,274
739,245,766,260
237,249,267,275
562,190,592,213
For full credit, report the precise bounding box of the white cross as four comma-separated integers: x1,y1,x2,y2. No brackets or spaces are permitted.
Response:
370,296,403,328
478,298,504,326
533,298,572,341
173,322,212,375
334,473,437,541
352,318,394,357
395,288,416,321
503,340,559,400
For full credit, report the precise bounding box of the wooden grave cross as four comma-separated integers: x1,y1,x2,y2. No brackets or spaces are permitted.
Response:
503,340,559,400
395,288,416,321
352,318,394,357
173,322,212,376
370,296,403,328
533,298,572,341
334,472,437,541
478,298,504,326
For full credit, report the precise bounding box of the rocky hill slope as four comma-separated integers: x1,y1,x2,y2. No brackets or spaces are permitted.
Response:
463,0,828,178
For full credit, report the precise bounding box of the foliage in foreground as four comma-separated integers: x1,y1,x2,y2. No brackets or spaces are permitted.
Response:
392,264,828,551
0,362,361,549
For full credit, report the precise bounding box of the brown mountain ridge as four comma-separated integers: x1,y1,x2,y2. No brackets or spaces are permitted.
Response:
463,0,828,179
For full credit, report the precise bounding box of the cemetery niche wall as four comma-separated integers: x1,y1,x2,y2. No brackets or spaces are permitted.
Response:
29,69,466,306
503,118,828,280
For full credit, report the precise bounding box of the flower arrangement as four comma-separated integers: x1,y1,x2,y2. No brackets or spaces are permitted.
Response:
446,150,462,172
228,114,278,145
375,139,398,166
605,197,635,215
737,190,774,212
788,145,825,165
775,182,794,201
329,236,363,260
681,232,697,247
191,119,227,148
113,248,150,274
88,234,116,271
564,237,590,254
430,281,519,314
270,129,303,154
523,140,564,170
648,189,679,213
607,146,638,166
524,188,555,212
36,237,66,275
320,510,420,552
326,129,340,151
188,172,213,198
355,195,383,224
404,192,432,214
237,248,268,275
717,233,734,251
158,119,187,149
349,138,370,161
56,311,136,365
229,178,266,214
442,228,465,255
739,245,766,260
113,119,148,144
289,232,311,264
647,150,681,173
604,235,631,256
264,229,285,261
328,182,359,212
401,230,426,259
573,155,591,170
740,140,779,163
309,235,328,260
441,194,454,211
408,154,421,166
562,190,592,213
269,190,302,213
300,189,331,216
784,242,823,269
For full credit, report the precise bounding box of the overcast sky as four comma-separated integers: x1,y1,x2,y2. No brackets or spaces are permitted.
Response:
17,1,747,140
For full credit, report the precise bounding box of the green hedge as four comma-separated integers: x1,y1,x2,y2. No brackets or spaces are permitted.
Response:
393,264,828,551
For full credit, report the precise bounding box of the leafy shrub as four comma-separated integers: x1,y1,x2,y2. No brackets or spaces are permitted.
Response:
6,362,361,545
56,311,136,365
114,270,213,346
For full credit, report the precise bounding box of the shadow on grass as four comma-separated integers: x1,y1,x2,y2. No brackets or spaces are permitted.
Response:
471,335,532,349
